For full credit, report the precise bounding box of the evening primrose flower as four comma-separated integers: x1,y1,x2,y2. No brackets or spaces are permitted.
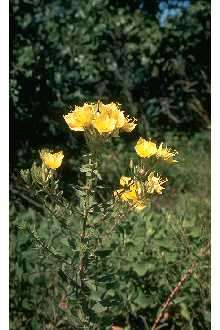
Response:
114,176,147,211
63,103,96,131
135,137,157,158
146,172,167,194
98,102,125,129
39,150,64,170
120,176,134,187
93,101,137,135
92,111,117,134
156,143,178,163
121,116,137,132
114,188,146,211
98,102,137,132
64,101,137,137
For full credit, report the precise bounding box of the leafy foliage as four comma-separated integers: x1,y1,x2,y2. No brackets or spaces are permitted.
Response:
10,133,210,329
10,0,210,168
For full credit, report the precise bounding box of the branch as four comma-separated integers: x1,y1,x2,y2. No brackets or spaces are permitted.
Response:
151,243,210,330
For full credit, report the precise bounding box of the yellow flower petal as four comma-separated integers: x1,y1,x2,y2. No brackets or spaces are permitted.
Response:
121,116,137,132
156,143,178,163
120,176,133,187
120,189,137,201
92,111,117,134
146,172,167,194
63,103,96,131
98,101,125,129
114,176,147,211
135,137,157,158
39,150,64,170
132,199,147,211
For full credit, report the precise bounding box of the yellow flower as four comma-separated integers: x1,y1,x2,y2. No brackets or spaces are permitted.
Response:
135,137,157,158
146,172,167,194
120,176,133,187
92,111,117,134
132,200,146,211
156,143,178,163
39,150,64,170
116,189,137,202
98,102,137,133
114,176,147,211
98,101,125,129
64,101,137,137
121,116,137,132
115,176,137,202
63,103,96,131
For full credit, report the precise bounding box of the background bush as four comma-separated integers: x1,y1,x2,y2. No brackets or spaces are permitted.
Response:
10,0,210,169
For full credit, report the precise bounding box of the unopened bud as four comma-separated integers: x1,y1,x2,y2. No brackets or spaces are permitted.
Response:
139,168,145,176
129,159,134,169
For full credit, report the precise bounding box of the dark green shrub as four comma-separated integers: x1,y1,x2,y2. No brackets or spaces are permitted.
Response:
11,0,210,168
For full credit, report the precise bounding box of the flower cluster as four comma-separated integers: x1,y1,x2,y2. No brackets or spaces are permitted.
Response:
114,176,146,211
63,101,137,136
28,100,178,212
135,137,178,163
114,172,167,211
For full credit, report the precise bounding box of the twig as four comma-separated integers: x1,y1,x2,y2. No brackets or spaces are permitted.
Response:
10,186,43,209
151,243,210,330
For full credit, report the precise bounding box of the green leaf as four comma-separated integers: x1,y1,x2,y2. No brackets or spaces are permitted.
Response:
90,290,102,302
61,237,70,247
180,303,191,321
134,288,151,308
132,262,154,276
92,302,107,314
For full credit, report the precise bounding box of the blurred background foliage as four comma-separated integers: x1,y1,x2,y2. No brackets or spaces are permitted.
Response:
10,0,210,329
10,0,210,169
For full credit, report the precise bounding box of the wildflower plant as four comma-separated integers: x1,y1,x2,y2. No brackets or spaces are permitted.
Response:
20,101,179,329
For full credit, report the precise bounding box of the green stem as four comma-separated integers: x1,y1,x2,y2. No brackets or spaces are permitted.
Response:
79,154,98,318
79,199,88,289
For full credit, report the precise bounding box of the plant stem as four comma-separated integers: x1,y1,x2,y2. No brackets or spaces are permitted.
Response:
79,203,88,289
79,155,97,318
151,243,210,330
